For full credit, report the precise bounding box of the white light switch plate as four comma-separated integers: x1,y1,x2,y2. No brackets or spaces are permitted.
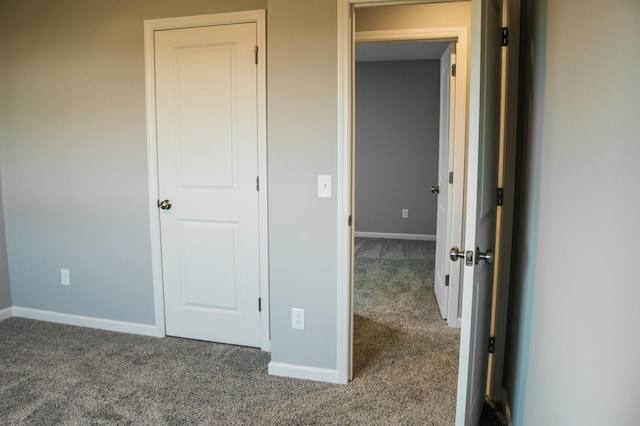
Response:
318,175,332,198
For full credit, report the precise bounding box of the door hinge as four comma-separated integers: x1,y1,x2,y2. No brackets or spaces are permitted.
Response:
445,274,450,287
258,297,262,312
501,27,509,47
256,176,260,192
496,187,504,206
451,63,456,77
254,45,259,65
449,171,454,184
489,336,496,353
348,215,352,226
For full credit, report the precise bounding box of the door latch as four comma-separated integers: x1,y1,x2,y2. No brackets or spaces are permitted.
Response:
450,246,474,266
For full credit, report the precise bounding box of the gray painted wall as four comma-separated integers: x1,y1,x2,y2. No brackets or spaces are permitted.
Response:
0,171,11,310
355,60,440,236
266,0,338,369
505,0,640,424
0,0,266,325
0,0,339,370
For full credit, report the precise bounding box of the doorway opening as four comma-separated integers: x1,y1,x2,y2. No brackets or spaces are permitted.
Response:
349,5,471,423
351,37,467,423
350,3,469,360
353,39,454,351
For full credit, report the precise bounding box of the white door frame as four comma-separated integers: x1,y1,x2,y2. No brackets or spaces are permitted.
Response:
143,10,270,351
338,0,478,385
355,28,468,329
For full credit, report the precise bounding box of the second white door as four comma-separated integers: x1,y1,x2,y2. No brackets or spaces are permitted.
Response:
155,22,262,347
434,43,454,320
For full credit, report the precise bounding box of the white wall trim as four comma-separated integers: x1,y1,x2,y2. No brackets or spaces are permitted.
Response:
355,232,436,241
336,0,353,385
0,307,12,321
12,307,163,337
268,361,341,384
356,27,468,43
143,10,270,351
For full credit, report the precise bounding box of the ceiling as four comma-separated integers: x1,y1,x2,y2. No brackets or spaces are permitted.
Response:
355,41,450,62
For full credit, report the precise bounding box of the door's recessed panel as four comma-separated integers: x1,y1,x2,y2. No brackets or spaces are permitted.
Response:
179,220,238,310
175,44,237,189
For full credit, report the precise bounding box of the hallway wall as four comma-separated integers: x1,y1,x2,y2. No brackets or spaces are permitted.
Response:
355,59,440,237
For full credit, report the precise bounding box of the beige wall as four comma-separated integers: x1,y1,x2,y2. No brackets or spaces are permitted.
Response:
356,2,471,32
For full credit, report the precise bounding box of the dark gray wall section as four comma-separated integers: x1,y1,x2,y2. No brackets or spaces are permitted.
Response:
355,60,440,235
0,171,11,310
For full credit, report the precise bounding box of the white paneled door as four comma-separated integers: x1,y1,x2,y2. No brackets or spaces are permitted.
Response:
155,23,262,347
434,43,453,321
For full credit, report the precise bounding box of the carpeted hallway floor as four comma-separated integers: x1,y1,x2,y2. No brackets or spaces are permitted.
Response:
0,238,504,425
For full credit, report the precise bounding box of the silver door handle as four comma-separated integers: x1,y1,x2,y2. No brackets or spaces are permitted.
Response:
475,247,494,265
450,246,464,261
431,185,440,194
158,199,172,210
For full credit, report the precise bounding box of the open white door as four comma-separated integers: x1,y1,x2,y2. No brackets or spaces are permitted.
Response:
433,43,453,320
455,0,503,424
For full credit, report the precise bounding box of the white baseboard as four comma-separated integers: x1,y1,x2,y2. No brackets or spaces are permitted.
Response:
268,361,342,384
454,317,462,328
12,307,164,337
354,232,436,241
0,306,12,321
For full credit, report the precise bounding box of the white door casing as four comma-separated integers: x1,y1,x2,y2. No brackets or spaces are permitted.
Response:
434,43,453,321
455,0,503,424
144,11,269,351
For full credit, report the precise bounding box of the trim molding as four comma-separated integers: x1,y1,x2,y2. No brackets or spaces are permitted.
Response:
355,232,436,241
268,361,340,384
12,307,163,337
143,10,270,351
336,0,353,385
0,307,12,321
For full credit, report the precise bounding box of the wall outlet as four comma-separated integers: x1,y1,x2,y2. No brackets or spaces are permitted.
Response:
60,269,70,286
292,308,305,330
402,209,409,219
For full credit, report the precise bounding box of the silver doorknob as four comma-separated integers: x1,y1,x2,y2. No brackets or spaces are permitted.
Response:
475,247,494,265
431,185,440,194
158,199,172,210
450,246,464,261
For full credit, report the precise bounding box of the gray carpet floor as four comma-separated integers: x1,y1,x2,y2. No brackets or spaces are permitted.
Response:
0,238,504,425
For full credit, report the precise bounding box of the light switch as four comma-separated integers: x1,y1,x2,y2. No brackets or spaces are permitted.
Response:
318,175,332,198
